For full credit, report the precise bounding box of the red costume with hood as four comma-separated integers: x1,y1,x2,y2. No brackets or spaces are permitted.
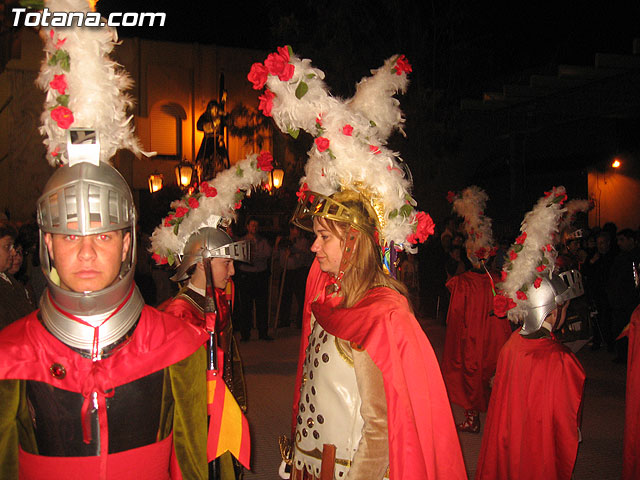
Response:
291,260,467,480
475,329,585,480
442,270,511,412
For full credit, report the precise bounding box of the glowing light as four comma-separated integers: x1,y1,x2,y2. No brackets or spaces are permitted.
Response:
612,158,621,168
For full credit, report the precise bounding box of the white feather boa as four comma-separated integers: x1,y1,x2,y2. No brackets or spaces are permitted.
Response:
149,153,269,264
36,0,144,165
451,186,495,262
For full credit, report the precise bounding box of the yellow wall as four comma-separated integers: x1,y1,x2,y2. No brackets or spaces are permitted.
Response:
588,168,640,230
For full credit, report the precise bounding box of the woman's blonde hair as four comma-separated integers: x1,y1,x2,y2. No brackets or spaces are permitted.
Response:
316,214,411,309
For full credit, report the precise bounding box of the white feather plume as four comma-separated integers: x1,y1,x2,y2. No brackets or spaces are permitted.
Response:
499,186,567,322
36,0,144,165
451,186,495,262
150,153,269,263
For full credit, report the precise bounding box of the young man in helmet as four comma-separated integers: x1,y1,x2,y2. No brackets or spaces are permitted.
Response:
476,271,586,480
0,159,209,479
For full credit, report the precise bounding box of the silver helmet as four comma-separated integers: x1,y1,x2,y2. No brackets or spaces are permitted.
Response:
520,269,584,335
171,227,250,282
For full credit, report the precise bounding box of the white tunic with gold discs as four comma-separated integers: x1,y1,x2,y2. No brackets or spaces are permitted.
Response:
293,317,389,479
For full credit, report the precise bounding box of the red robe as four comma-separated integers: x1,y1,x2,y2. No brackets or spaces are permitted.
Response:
292,260,467,480
623,305,640,479
442,271,511,412
475,330,585,480
0,304,208,479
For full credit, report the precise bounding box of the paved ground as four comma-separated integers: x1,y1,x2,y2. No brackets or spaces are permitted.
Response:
237,314,627,479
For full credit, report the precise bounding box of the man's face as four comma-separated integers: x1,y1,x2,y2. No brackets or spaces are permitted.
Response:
210,257,234,290
43,230,130,293
596,236,610,254
0,235,14,273
8,245,23,275
617,235,635,252
246,220,258,235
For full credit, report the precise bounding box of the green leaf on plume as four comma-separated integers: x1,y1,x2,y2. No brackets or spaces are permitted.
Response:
541,255,549,265
59,53,70,72
235,167,244,177
514,243,523,253
287,126,300,139
399,204,413,218
521,284,528,292
389,209,398,219
405,195,417,206
370,120,377,127
234,192,245,202
20,0,45,8
167,253,175,266
287,45,293,56
57,94,69,107
306,73,316,80
328,150,336,160
507,264,513,271
173,223,180,235
295,81,308,99
551,195,563,204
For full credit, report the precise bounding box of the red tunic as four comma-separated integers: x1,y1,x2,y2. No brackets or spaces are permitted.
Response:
292,260,467,480
442,271,511,412
623,305,640,479
475,330,585,480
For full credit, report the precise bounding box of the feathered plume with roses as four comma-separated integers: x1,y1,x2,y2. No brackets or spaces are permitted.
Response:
448,186,496,263
493,186,568,321
150,152,273,265
36,0,146,165
248,46,434,252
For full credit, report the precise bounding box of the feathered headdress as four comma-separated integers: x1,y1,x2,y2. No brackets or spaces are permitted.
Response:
248,46,434,254
448,186,496,263
36,0,145,165
494,186,568,322
149,152,272,265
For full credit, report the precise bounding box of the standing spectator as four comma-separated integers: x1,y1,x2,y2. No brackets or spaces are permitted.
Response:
275,224,312,327
236,218,273,341
0,225,34,331
622,304,640,479
608,228,640,363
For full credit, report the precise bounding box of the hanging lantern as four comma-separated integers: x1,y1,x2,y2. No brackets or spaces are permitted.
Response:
148,172,164,193
271,166,284,189
175,159,193,188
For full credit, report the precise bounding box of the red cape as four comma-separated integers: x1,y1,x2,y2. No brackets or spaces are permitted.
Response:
161,287,231,332
623,305,640,479
475,330,585,480
292,260,467,480
443,271,511,411
0,305,207,390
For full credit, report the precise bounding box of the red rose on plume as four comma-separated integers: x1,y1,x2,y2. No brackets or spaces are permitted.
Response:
187,197,199,209
51,105,74,129
315,137,330,152
407,212,435,244
394,55,412,75
316,116,323,126
515,232,527,244
257,151,274,172
493,294,516,317
369,145,381,154
500,270,508,282
296,182,309,202
475,247,487,259
509,250,518,261
201,182,217,198
489,246,498,257
163,215,174,227
342,124,353,136
446,191,457,203
264,47,294,81
234,202,242,210
259,90,275,117
536,264,546,272
248,62,268,90
152,253,168,265
534,277,542,289
516,290,528,301
545,244,553,252
50,74,67,95
174,206,189,218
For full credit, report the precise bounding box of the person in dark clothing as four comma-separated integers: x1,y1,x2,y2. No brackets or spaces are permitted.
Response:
0,225,35,331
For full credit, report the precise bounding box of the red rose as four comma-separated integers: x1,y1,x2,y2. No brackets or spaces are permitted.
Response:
516,290,528,301
234,202,242,210
296,182,309,202
446,191,457,203
201,182,217,198
534,277,542,288
258,89,275,117
509,250,518,261
163,215,174,227
475,247,487,259
248,62,268,90
369,144,381,154
51,105,74,129
257,151,274,172
515,232,527,244
500,270,508,283
407,211,435,244
394,54,412,75
316,116,323,126
489,246,498,257
493,294,516,317
187,197,199,209
536,264,546,272
264,48,294,81
342,124,353,136
152,252,168,265
174,206,189,218
315,137,330,152
49,74,67,95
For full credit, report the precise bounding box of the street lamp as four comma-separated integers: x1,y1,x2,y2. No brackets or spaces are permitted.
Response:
271,166,284,190
612,158,621,169
175,159,194,188
148,172,164,193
